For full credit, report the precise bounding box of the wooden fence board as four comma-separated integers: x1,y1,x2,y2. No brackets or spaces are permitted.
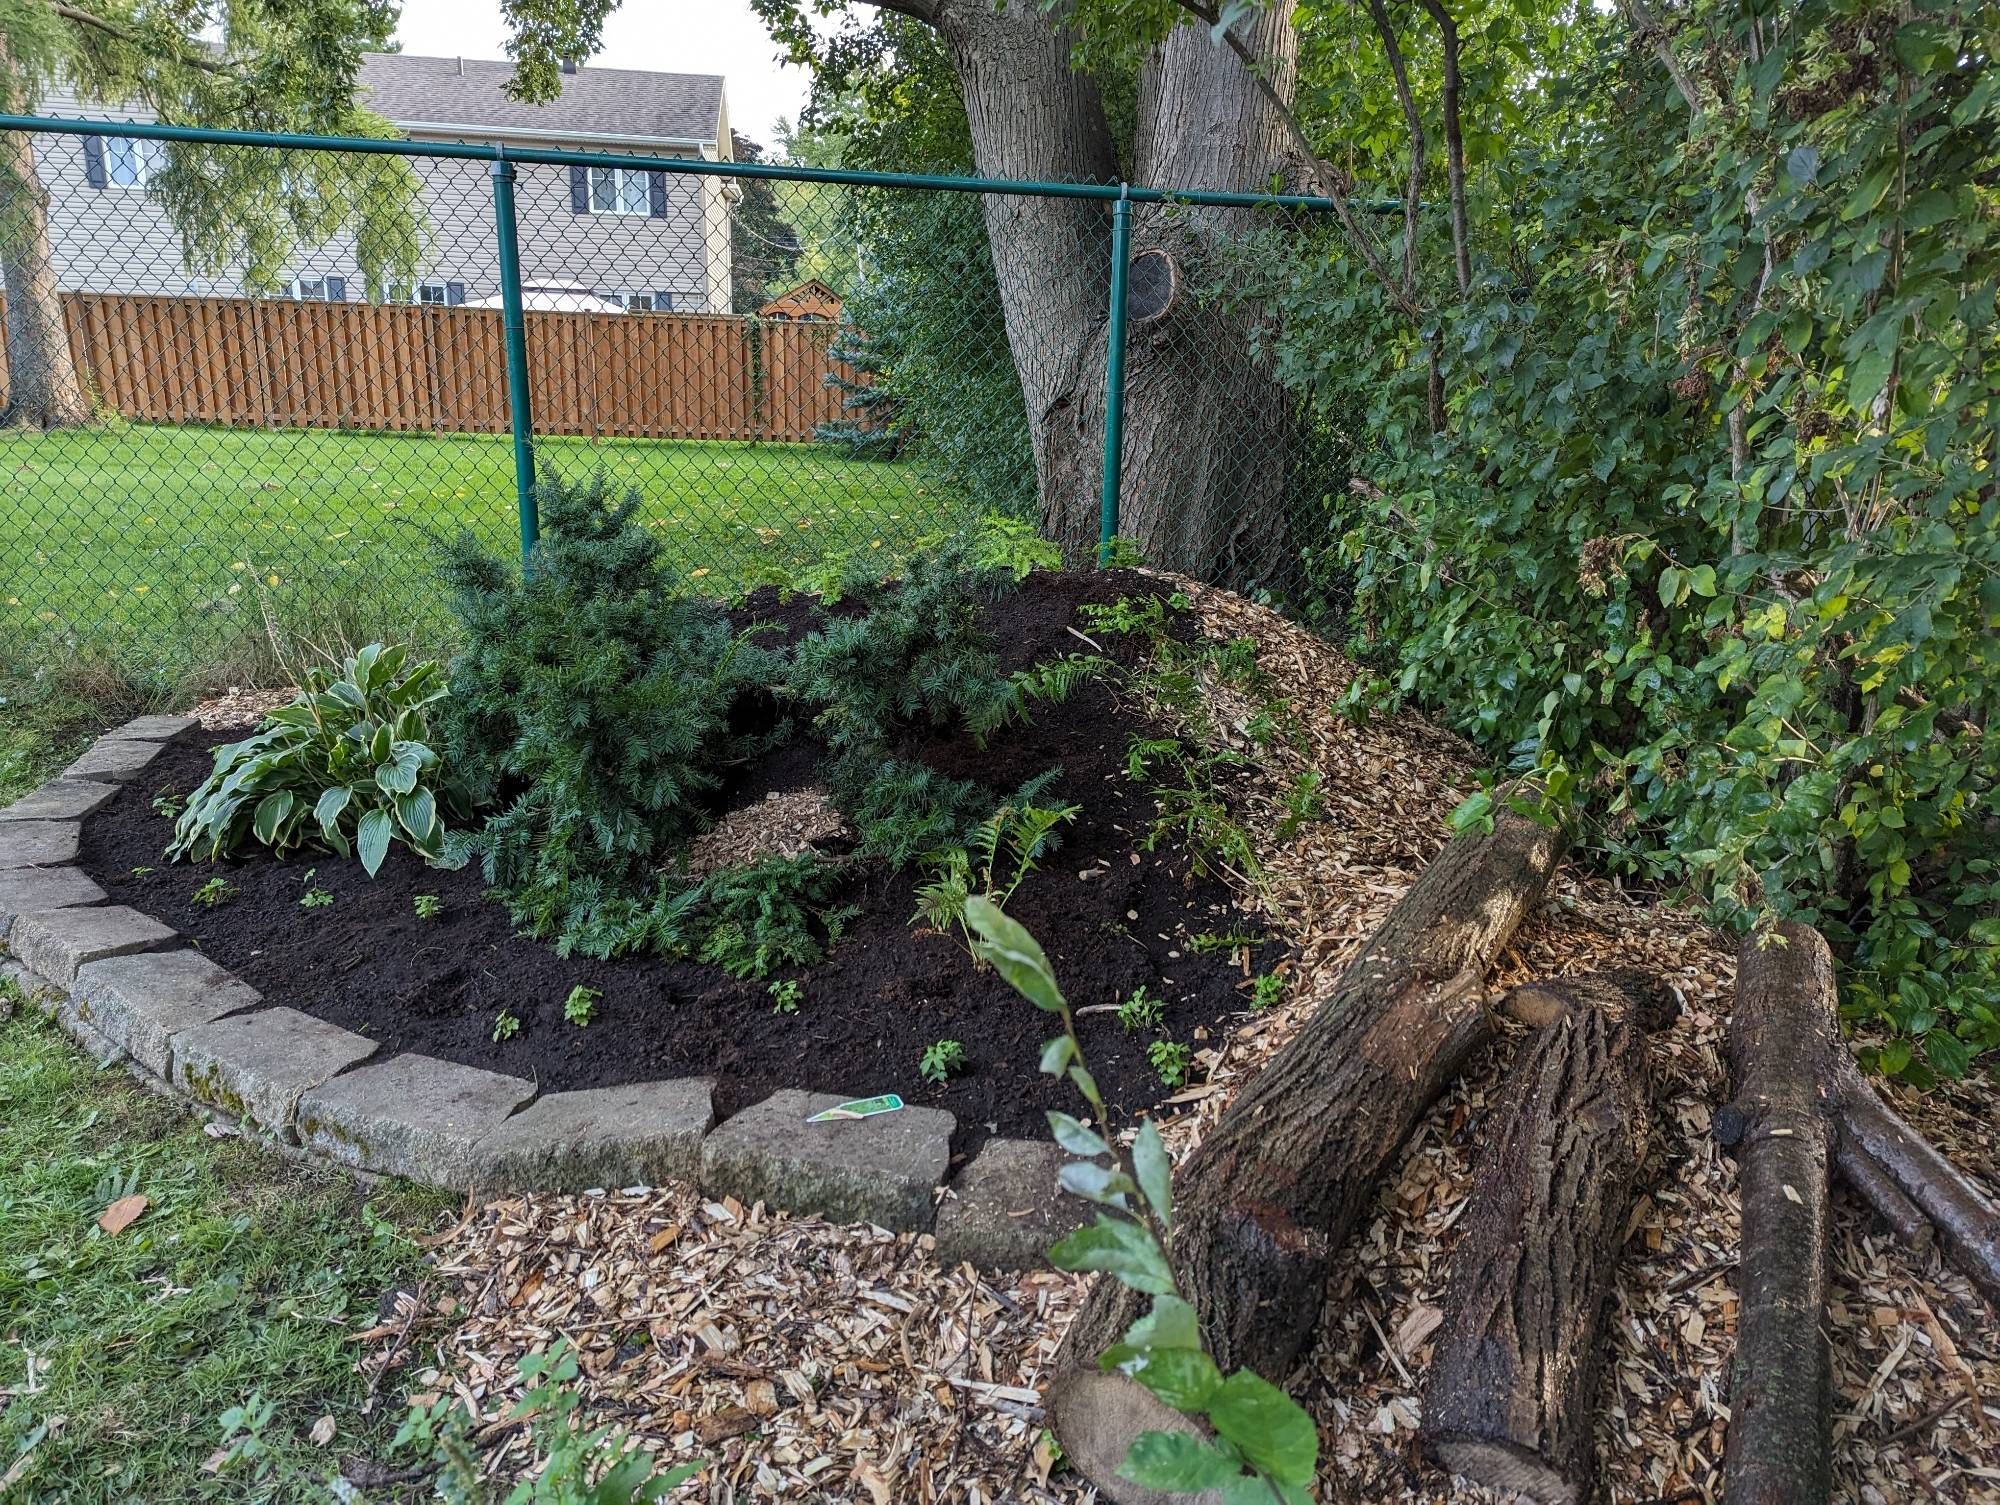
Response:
0,292,865,443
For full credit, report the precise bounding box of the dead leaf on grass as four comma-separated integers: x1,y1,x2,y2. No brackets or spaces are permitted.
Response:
310,1415,337,1447
97,1194,147,1235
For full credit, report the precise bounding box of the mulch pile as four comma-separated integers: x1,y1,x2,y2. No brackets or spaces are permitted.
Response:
315,576,1998,1500
83,570,1277,1154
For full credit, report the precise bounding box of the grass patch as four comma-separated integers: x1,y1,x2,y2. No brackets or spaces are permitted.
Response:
0,996,452,1501
0,424,946,655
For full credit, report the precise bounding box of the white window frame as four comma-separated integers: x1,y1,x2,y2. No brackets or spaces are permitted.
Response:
416,281,452,306
288,277,338,303
106,136,167,188
588,166,653,217
599,290,663,314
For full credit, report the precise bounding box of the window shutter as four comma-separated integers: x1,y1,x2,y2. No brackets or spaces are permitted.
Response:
656,290,674,313
649,172,668,218
570,166,589,213
446,281,466,306
82,136,106,189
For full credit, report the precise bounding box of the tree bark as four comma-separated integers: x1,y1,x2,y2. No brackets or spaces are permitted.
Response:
1722,922,1835,1505
1049,805,1566,1497
1830,1053,2000,1306
920,0,1299,588
0,127,92,429
1420,985,1658,1505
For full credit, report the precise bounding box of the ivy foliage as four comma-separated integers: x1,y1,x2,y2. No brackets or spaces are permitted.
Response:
1200,0,2000,1077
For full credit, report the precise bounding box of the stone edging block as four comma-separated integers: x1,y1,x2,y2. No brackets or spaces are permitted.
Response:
481,1079,716,1192
933,1136,1081,1272
106,715,199,741
9,905,177,988
63,737,168,784
0,780,121,824
172,1006,377,1142
0,821,81,870
701,1088,954,1233
72,950,262,1079
298,1053,536,1188
0,868,107,940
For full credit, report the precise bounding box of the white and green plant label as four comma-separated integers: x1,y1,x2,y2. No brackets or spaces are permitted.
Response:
807,1094,904,1123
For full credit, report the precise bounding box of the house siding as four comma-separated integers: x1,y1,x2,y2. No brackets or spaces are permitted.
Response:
21,78,734,313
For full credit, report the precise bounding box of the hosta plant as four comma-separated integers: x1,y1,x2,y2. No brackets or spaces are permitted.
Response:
168,643,462,878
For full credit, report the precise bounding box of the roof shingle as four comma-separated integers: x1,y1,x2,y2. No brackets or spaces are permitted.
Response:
358,54,723,145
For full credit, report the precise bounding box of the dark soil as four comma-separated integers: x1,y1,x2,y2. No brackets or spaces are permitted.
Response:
79,570,1282,1159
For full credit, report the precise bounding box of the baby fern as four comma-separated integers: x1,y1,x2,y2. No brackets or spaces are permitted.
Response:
915,796,1080,949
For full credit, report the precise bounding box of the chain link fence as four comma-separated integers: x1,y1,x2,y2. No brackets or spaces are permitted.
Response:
0,117,1352,682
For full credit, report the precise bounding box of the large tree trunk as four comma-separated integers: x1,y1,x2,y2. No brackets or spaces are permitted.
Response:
0,128,91,429
1048,805,1565,1499
924,0,1297,588
1421,982,1659,1505
1721,922,1835,1505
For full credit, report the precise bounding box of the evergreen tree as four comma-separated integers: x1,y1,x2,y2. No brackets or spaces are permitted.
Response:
728,130,801,314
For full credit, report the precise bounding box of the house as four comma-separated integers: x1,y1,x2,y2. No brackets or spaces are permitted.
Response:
27,55,735,313
757,279,842,323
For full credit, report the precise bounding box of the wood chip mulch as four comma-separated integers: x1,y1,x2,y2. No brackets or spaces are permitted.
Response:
331,584,2000,1501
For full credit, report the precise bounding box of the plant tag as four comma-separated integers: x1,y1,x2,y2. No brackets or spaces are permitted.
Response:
807,1094,904,1123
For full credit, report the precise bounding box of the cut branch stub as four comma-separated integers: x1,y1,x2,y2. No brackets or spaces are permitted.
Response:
1125,249,1180,325
1049,803,1566,1502
1421,982,1658,1505
1723,921,1836,1505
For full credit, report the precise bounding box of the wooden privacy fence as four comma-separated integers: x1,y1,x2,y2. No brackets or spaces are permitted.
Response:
0,293,859,443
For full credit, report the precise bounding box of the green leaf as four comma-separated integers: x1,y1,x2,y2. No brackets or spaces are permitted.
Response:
1130,1347,1223,1412
1039,1035,1077,1076
394,786,437,842
1047,1111,1110,1158
1117,1431,1242,1492
251,790,295,846
1848,346,1894,411
355,808,394,878
1103,1296,1205,1369
1047,1216,1177,1295
1923,1030,1972,1079
1206,1370,1319,1486
1842,159,1897,221
314,783,352,834
964,896,1067,1012
1132,1118,1173,1229
1058,1161,1136,1208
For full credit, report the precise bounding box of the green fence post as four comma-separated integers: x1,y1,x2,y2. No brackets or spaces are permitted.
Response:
1098,186,1133,567
490,152,538,559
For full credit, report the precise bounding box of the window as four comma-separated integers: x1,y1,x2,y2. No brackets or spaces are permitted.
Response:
287,276,347,302
107,137,166,186
417,282,452,306
589,166,653,216
600,290,673,314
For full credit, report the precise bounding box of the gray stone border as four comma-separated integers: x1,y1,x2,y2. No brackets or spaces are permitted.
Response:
0,720,1073,1267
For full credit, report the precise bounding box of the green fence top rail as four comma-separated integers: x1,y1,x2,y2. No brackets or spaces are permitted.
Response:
0,112,1405,215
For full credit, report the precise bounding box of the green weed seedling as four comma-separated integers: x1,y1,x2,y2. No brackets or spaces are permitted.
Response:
491,1010,520,1043
1189,930,1262,956
1117,985,1164,1034
150,786,183,819
769,979,803,1015
1275,769,1329,841
299,886,333,910
1148,1039,1193,1089
1252,973,1284,1011
562,985,600,1027
412,893,443,922
919,1039,967,1084
192,876,235,908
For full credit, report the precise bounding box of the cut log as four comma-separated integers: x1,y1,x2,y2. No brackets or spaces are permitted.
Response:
1050,804,1566,1499
1723,922,1836,1505
1830,1053,2000,1306
1834,1135,1934,1259
1420,988,1658,1505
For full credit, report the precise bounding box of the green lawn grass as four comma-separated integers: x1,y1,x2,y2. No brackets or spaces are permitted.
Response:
0,991,452,1502
0,424,951,655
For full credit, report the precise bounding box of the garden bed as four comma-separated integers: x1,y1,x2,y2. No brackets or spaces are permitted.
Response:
76,570,1281,1153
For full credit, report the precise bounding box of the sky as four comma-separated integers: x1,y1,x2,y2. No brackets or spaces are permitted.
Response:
392,0,817,149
